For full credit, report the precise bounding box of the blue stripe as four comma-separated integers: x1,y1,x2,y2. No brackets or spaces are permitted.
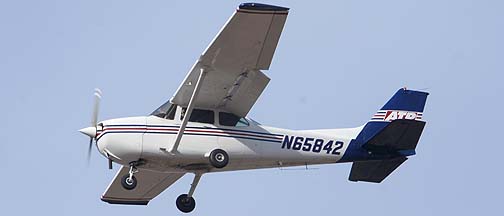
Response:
104,124,283,137
98,131,282,144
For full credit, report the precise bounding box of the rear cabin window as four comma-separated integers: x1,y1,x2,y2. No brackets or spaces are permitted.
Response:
181,108,214,124
219,112,249,127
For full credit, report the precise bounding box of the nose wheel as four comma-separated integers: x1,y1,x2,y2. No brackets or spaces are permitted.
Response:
121,164,138,190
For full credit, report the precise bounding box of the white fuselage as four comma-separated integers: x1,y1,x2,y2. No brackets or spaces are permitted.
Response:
96,115,362,174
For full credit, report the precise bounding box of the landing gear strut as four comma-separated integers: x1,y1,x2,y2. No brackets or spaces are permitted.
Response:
121,163,138,190
176,173,202,213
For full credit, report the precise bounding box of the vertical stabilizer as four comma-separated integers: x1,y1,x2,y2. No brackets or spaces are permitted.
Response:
342,88,429,183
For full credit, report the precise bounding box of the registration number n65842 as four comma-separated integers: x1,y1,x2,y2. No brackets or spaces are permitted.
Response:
281,136,343,155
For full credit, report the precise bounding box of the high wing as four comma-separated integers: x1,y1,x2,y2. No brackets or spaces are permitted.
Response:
101,166,185,205
170,4,289,117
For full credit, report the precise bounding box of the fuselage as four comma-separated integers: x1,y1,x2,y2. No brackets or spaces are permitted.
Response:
96,115,363,173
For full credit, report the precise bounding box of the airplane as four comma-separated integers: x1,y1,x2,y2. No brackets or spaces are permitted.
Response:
79,3,429,213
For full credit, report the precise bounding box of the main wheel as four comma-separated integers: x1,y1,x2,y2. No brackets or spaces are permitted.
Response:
176,194,196,213
209,149,228,168
121,174,137,190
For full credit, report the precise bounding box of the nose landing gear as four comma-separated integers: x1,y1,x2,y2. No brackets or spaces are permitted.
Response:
121,163,139,190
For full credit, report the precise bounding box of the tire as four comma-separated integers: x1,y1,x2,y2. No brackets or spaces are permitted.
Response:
209,149,229,168
121,174,137,190
176,194,196,213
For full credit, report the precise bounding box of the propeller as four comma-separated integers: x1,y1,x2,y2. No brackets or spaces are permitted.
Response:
79,88,102,164
91,88,102,127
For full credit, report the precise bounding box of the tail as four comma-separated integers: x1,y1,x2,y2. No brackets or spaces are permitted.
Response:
343,88,429,183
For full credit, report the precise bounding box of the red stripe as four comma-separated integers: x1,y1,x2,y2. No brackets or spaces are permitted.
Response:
142,127,282,139
184,129,282,140
102,127,282,140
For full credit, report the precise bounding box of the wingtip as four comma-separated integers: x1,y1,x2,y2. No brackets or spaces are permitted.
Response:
239,3,289,11
101,197,149,205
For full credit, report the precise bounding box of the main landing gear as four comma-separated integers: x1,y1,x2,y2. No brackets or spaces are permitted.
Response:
176,173,202,213
118,150,227,212
209,149,229,168
175,149,227,213
121,163,139,190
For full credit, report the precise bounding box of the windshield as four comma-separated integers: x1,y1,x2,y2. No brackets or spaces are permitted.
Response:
151,101,176,120
247,117,261,125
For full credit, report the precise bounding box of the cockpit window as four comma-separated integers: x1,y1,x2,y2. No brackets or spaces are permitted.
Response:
248,118,261,125
219,112,249,127
181,108,214,124
151,101,176,120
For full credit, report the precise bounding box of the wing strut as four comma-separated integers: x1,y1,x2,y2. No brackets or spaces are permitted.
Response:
166,67,207,154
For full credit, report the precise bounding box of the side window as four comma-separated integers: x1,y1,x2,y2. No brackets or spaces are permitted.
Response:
181,108,214,124
219,112,249,127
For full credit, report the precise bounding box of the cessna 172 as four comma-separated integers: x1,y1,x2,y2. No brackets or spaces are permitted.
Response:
79,3,429,213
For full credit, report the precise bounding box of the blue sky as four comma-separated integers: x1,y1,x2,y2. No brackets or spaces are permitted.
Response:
1,0,503,215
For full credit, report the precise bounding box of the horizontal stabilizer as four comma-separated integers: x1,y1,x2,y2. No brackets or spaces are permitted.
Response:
349,157,407,183
364,119,426,153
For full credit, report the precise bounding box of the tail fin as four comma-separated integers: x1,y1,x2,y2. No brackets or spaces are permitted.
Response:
346,88,429,183
356,88,429,146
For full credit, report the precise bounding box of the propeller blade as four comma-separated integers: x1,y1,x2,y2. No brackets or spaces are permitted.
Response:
91,88,102,126
82,88,103,166
87,138,93,164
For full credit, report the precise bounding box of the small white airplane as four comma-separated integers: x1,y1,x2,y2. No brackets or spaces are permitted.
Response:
79,3,429,213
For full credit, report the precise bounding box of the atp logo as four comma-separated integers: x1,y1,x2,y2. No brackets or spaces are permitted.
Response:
371,110,423,122
384,110,420,121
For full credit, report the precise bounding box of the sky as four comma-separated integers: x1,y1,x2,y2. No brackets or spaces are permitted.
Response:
1,0,503,215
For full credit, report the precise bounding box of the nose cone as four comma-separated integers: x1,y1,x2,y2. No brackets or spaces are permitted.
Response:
79,126,96,138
